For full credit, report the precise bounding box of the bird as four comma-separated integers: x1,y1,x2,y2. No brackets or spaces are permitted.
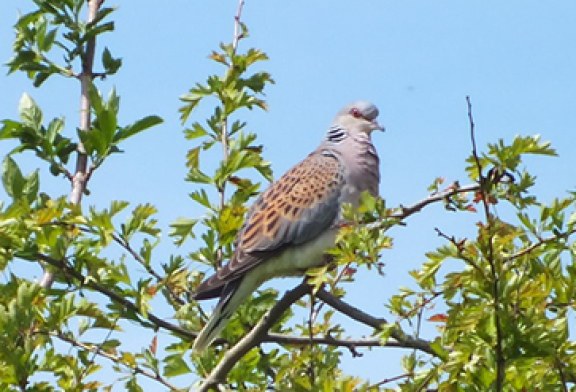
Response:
192,101,383,352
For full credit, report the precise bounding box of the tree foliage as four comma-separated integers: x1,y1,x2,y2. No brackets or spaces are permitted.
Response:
1,1,575,391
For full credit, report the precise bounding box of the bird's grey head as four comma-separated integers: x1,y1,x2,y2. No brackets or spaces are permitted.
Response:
333,101,384,134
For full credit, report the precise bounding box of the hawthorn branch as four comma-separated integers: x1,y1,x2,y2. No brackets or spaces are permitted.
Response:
387,182,480,222
315,289,435,356
198,283,436,390
195,183,477,385
467,95,504,391
265,333,416,352
111,233,186,306
367,372,414,389
213,0,246,270
36,253,195,341
40,0,102,289
52,331,180,391
505,227,576,263
197,282,311,391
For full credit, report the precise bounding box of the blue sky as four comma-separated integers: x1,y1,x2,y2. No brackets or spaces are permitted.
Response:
1,1,576,389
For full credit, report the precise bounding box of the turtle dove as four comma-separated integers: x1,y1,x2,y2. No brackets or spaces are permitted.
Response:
193,101,383,351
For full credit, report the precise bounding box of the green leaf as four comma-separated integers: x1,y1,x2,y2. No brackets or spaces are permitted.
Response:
85,21,115,40
169,218,198,246
163,354,191,377
102,46,122,75
19,93,43,130
39,28,57,52
113,115,162,143
184,123,208,140
2,156,25,199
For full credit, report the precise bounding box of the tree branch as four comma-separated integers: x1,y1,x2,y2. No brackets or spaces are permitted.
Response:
111,233,186,306
197,282,311,391
315,289,436,356
36,253,195,341
40,0,102,289
52,331,181,391
265,333,417,352
505,228,576,263
467,95,504,391
387,182,480,222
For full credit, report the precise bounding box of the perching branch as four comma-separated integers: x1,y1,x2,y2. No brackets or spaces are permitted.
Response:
197,282,311,391
197,281,437,389
195,183,478,385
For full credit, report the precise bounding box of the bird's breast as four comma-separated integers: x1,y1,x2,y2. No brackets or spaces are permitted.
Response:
246,228,338,287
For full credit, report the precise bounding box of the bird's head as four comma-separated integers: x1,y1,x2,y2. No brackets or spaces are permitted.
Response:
333,101,384,134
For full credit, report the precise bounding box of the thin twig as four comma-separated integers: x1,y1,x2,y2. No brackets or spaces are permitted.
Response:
504,228,576,263
467,96,504,391
52,331,181,391
367,372,413,389
213,0,246,269
264,333,415,350
434,227,485,277
36,253,195,340
386,182,480,223
111,233,186,306
232,0,246,51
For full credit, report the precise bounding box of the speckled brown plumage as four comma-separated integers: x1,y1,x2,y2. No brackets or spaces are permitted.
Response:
192,100,384,351
194,152,344,300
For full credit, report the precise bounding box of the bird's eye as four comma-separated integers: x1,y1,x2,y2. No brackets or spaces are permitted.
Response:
350,108,362,118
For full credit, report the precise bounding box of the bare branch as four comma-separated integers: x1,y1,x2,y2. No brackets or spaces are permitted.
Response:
367,372,414,389
386,182,480,223
232,0,246,51
197,282,311,391
265,333,417,351
315,289,436,356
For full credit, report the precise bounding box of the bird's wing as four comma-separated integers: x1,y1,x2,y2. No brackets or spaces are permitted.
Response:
194,150,344,299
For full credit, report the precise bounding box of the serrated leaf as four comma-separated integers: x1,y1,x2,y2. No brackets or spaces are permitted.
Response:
102,46,122,75
163,354,191,377
170,218,197,246
19,93,42,129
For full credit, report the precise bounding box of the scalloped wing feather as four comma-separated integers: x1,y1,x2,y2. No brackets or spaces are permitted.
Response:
193,151,344,299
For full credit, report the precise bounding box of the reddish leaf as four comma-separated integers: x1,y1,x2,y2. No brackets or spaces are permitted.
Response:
428,313,448,323
343,266,357,277
146,285,158,296
150,335,158,355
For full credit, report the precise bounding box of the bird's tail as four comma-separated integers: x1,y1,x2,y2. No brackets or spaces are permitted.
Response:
193,278,245,352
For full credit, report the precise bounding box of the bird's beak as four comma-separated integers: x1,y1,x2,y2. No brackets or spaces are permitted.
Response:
372,120,385,132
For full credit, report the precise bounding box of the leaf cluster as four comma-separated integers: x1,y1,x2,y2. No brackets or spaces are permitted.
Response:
8,0,120,86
